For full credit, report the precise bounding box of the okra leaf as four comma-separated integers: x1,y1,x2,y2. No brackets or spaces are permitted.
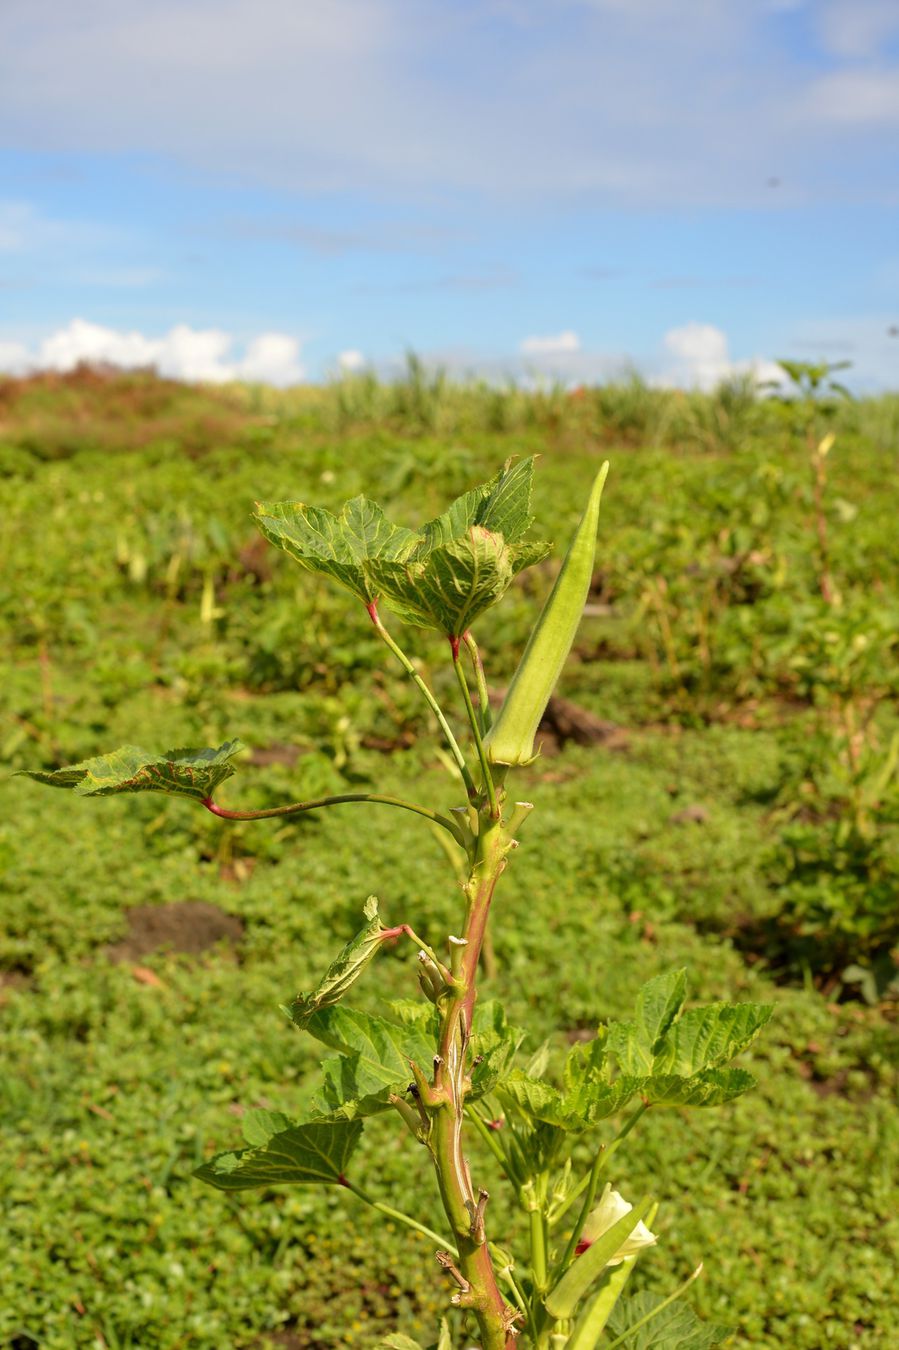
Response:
605,974,772,1082
370,525,551,636
469,1000,526,1099
508,537,554,574
239,1108,293,1145
416,456,539,552
312,1055,405,1120
195,1117,362,1191
562,1035,610,1097
254,495,418,603
497,1070,570,1126
18,740,243,802
498,1069,640,1130
606,1291,732,1347
301,1006,434,1116
641,1068,757,1108
286,897,389,1029
367,526,515,635
650,1003,773,1077
377,1317,452,1350
636,969,689,1056
386,998,441,1034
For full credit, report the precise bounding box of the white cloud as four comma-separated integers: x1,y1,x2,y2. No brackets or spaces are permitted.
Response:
520,330,581,356
0,0,893,207
337,348,367,371
656,322,784,390
236,332,305,384
0,340,30,373
817,1,899,59
0,319,305,385
802,68,899,124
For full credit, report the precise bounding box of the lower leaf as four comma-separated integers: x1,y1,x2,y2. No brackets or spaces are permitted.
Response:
194,1116,363,1190
607,1292,732,1348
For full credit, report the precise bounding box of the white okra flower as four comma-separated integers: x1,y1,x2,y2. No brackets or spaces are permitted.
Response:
576,1183,658,1265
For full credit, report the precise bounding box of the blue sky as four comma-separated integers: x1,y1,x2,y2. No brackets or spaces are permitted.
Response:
1,0,898,388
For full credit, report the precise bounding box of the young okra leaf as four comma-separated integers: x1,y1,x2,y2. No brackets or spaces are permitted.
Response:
635,969,689,1059
650,1003,773,1078
287,897,391,1029
498,1067,641,1131
605,974,772,1078
366,526,511,633
417,455,540,551
195,1116,363,1191
468,999,527,1099
18,741,243,802
606,1291,731,1348
640,1068,757,1108
253,495,418,604
367,526,551,636
604,974,772,1109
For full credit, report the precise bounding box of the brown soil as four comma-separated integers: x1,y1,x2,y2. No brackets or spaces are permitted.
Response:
105,900,244,962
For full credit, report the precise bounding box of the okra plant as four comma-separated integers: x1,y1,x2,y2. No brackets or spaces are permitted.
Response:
22,459,771,1349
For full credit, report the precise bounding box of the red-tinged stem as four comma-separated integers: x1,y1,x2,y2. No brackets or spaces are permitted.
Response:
426,814,516,1349
202,792,467,847
379,923,454,985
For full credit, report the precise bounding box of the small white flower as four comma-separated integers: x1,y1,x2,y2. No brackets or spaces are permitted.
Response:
576,1184,657,1266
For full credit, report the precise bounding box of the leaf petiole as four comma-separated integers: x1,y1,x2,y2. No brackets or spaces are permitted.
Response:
367,604,478,799
345,1182,458,1256
450,635,499,818
203,792,468,848
463,630,493,733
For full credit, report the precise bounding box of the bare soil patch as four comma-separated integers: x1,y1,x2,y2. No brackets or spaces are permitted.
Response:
105,900,244,962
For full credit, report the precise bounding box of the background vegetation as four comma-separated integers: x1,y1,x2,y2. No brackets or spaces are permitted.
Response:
1,364,897,1348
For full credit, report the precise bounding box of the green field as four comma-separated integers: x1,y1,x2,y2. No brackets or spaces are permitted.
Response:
1,367,897,1348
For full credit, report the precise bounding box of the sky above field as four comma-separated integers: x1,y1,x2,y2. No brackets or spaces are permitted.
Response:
1,0,898,389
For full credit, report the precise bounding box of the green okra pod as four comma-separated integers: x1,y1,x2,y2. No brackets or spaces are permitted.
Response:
484,461,609,767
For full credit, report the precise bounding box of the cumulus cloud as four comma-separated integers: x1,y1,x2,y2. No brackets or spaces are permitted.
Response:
337,349,367,372
655,322,784,390
520,330,581,356
239,333,306,384
0,319,305,385
0,340,30,374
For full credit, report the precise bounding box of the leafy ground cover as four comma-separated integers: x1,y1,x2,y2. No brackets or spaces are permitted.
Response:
1,367,897,1347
